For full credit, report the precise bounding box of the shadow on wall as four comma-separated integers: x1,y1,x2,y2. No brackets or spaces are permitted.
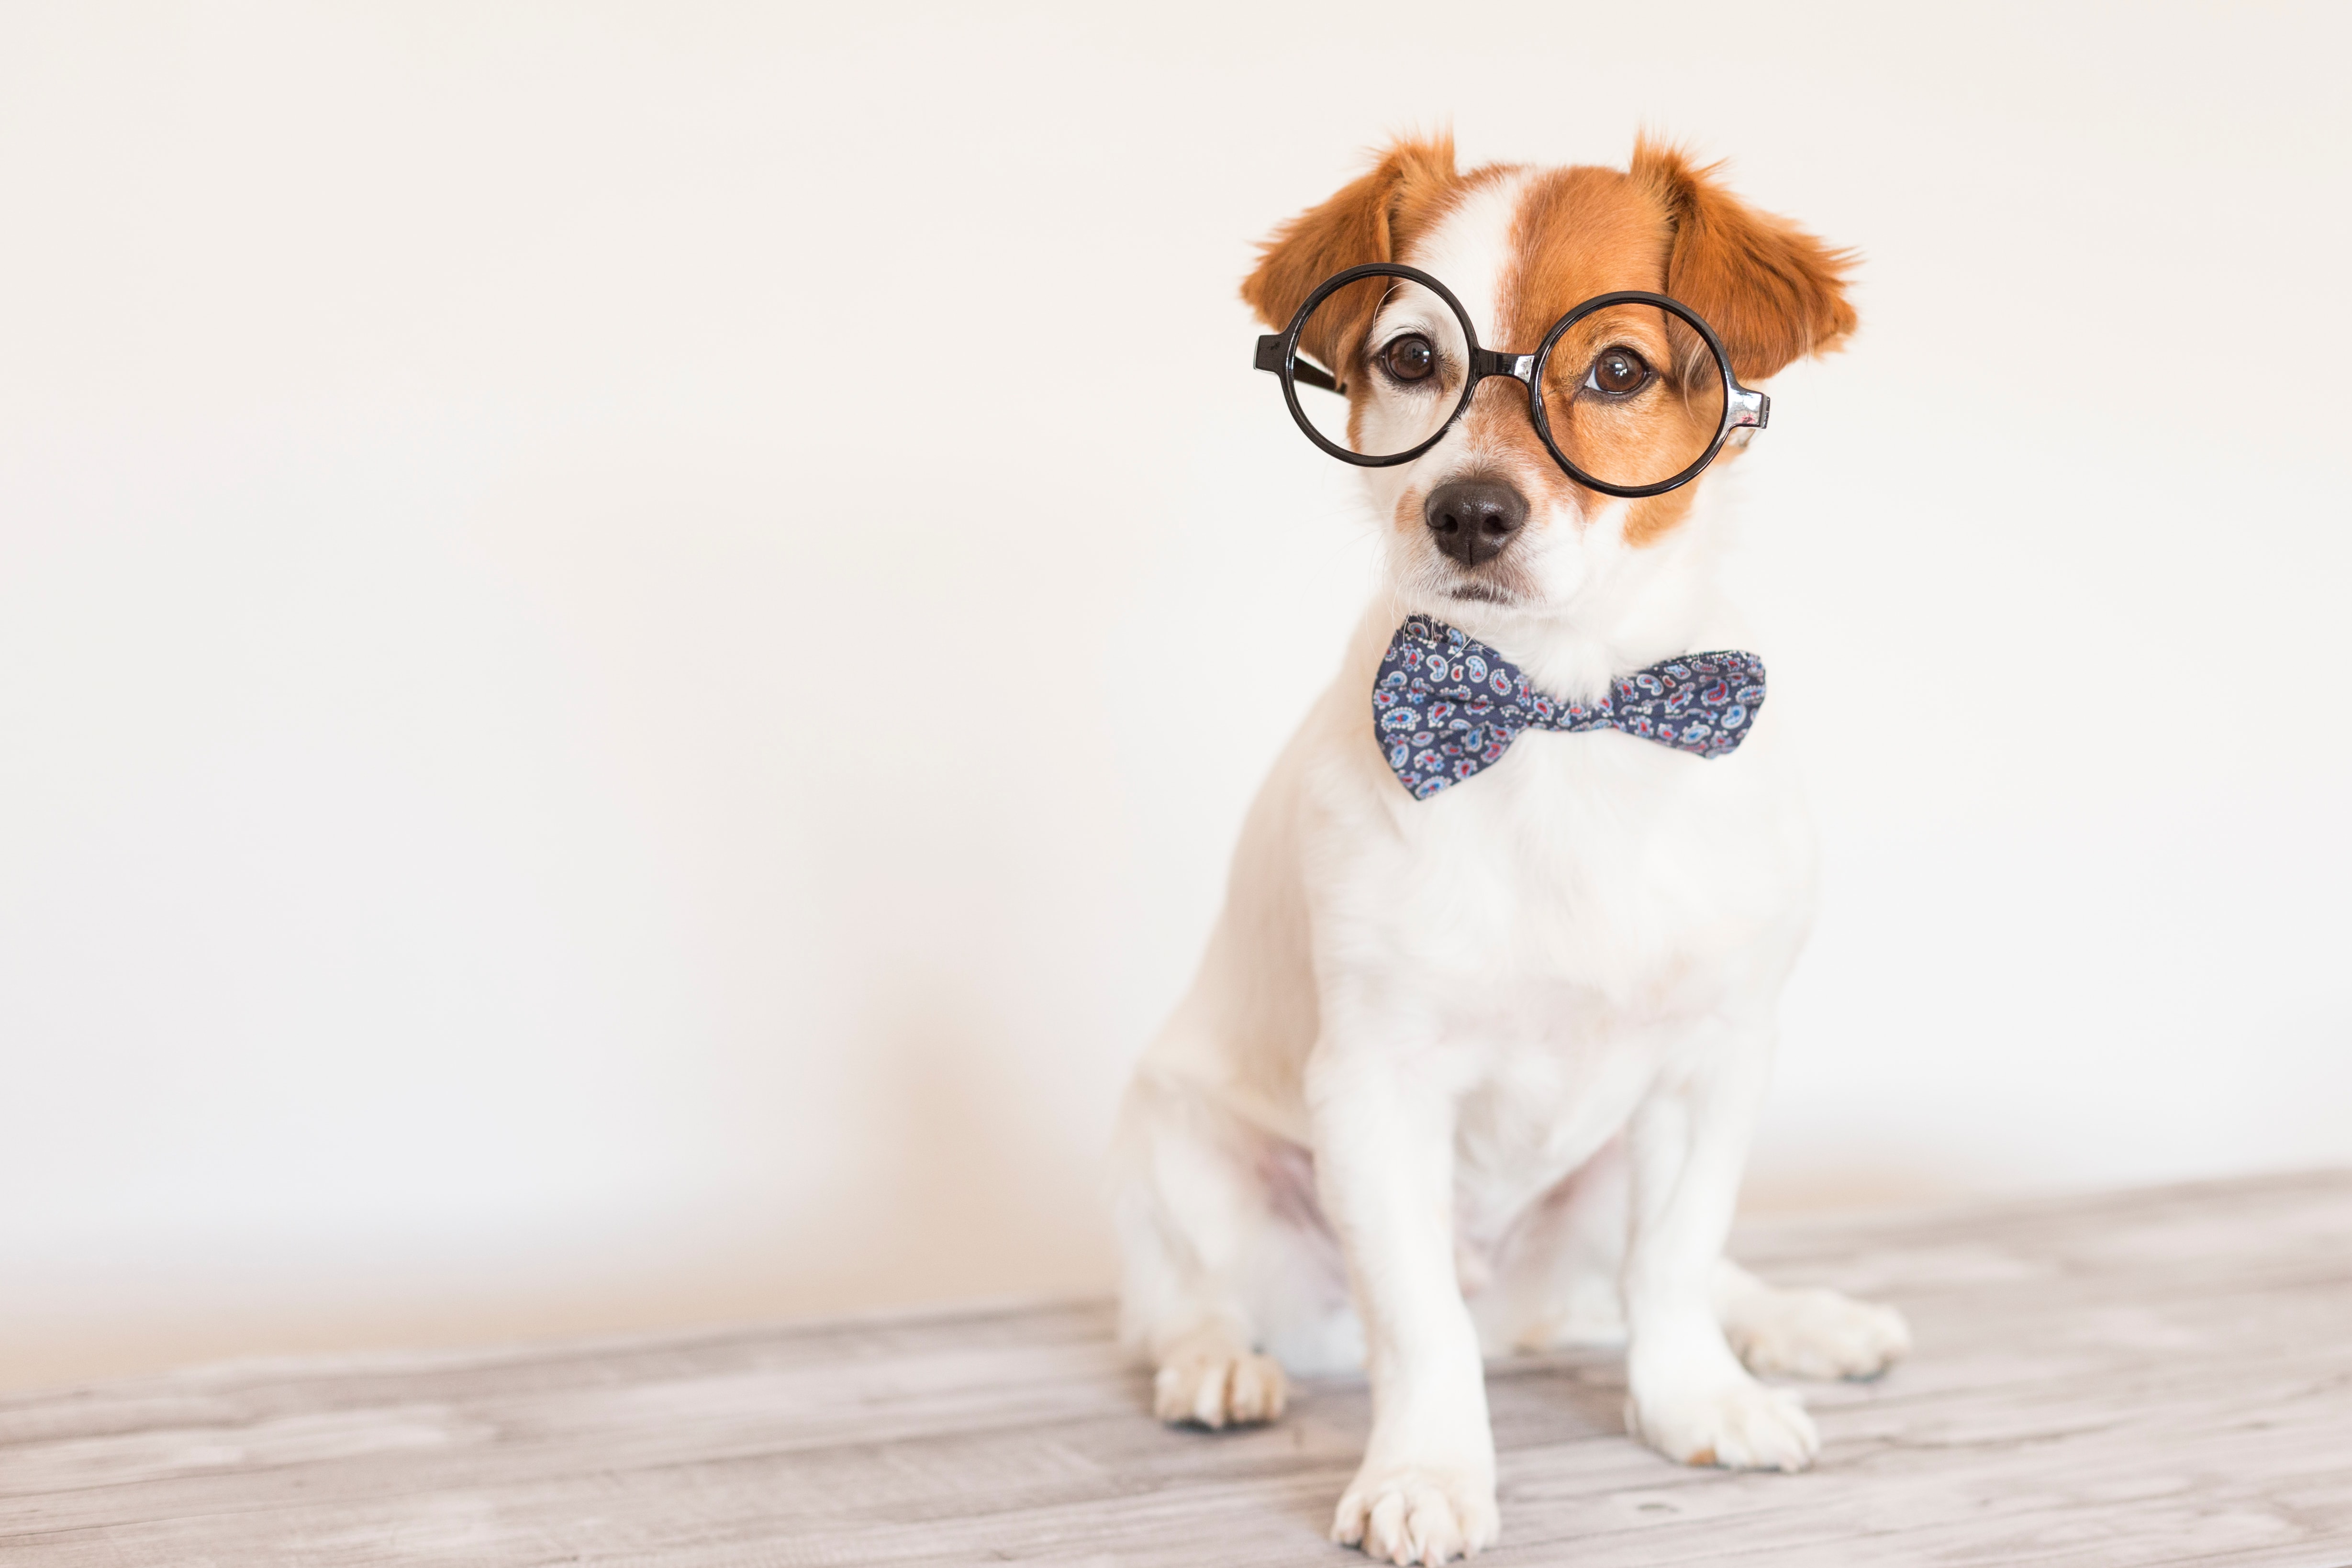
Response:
801,978,1117,1312
0,969,1118,1395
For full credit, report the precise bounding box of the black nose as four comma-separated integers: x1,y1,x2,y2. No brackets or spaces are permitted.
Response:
1423,480,1528,567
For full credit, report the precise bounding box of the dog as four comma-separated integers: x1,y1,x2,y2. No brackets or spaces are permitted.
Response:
1109,134,1910,1565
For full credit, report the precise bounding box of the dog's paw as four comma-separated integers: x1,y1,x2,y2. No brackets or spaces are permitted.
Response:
1726,1286,1911,1381
1627,1374,1819,1472
1331,1463,1499,1565
1152,1345,1287,1428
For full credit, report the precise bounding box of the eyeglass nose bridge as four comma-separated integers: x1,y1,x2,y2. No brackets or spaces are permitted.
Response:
1468,348,1537,384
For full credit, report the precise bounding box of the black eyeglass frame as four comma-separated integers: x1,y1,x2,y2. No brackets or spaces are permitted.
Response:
1252,263,1771,500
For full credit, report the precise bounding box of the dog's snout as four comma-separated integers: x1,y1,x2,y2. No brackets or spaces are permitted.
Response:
1423,481,1528,567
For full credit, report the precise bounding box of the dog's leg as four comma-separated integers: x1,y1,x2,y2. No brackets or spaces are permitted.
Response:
1312,1038,1499,1567
1621,1028,1820,1472
1111,1071,1290,1428
1714,1260,1910,1380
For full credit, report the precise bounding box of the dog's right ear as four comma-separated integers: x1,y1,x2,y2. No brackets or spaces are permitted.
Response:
1631,137,1857,382
1242,135,1459,372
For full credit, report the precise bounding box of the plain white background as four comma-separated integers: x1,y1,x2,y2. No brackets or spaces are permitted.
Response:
2,0,2347,1390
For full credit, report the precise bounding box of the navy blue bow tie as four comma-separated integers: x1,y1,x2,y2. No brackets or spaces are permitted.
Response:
1373,616,1767,799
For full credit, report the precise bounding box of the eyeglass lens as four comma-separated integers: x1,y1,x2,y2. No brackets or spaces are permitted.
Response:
1537,303,1726,492
1290,273,1471,459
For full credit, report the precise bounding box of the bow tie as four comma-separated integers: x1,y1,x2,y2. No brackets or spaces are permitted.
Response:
1373,616,1767,800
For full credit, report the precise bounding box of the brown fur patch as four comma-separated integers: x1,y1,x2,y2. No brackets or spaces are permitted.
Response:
1496,167,1675,349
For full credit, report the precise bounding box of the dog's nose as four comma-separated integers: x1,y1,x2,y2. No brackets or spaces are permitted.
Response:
1424,480,1527,567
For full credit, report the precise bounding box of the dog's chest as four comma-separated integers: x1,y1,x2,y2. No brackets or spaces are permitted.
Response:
1316,727,1812,1215
1329,724,1811,1021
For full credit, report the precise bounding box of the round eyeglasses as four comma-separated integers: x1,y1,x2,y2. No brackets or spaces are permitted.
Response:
1253,264,1770,499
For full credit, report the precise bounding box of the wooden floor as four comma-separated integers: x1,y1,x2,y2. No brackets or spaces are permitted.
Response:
6,1172,2352,1567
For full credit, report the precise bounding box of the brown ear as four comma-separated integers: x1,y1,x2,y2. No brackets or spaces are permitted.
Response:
1632,138,1857,382
1242,135,1459,376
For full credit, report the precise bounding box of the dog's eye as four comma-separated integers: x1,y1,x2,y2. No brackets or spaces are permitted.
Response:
1379,334,1437,384
1586,347,1651,397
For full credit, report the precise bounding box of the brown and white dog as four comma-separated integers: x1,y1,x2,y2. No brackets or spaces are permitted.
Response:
1110,136,1909,1564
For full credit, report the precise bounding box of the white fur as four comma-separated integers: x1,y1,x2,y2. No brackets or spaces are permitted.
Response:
1111,177,1906,1566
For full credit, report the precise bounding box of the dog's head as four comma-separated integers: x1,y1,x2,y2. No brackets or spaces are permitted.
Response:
1245,135,1853,623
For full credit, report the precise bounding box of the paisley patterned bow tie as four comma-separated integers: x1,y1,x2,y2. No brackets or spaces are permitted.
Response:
1373,615,1767,800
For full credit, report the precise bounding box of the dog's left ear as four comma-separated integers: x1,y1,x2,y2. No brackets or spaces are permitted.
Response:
1632,138,1857,382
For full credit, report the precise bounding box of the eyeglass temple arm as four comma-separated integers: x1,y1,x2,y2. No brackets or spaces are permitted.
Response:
1255,334,1340,393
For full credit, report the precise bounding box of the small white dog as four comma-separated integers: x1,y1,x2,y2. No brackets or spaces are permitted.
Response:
1111,135,1909,1565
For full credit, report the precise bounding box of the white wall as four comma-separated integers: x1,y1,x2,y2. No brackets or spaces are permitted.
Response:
2,0,2346,1389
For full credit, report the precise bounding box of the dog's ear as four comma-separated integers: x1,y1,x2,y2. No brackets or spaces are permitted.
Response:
1632,138,1856,382
1243,135,1459,374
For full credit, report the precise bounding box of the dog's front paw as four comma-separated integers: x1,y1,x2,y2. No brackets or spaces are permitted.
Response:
1331,1462,1499,1565
1726,1287,1911,1381
1627,1373,1819,1472
1152,1345,1287,1429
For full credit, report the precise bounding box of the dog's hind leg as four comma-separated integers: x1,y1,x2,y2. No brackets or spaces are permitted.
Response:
1713,1259,1910,1380
1111,1068,1320,1428
1484,1141,1909,1380
1526,1110,1906,1382
1479,1138,1634,1356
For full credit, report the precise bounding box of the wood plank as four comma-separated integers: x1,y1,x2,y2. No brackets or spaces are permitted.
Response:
3,1171,2349,1566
